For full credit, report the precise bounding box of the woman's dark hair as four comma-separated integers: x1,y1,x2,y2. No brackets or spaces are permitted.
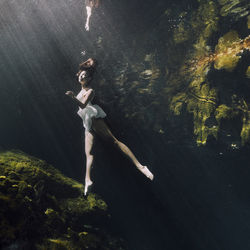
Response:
76,58,98,83
79,58,97,71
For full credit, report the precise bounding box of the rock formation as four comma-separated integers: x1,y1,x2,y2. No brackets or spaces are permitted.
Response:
0,150,125,249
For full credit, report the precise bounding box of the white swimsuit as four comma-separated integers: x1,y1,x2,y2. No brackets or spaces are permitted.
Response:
76,88,106,131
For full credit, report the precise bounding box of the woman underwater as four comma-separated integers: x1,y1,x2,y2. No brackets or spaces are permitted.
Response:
66,58,154,196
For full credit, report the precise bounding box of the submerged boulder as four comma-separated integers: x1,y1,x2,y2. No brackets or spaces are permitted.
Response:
0,150,125,250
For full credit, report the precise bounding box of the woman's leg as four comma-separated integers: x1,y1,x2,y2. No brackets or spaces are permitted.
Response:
84,130,95,195
85,6,92,31
92,119,154,180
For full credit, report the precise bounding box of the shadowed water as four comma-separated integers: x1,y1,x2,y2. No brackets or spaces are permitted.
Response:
1,0,250,249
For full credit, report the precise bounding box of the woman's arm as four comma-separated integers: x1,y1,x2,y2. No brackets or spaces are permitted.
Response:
65,89,94,109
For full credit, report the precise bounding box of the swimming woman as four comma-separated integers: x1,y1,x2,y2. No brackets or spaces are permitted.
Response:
65,58,154,196
84,0,99,31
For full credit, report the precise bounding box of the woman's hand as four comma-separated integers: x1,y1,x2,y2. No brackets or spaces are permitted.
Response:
65,91,75,98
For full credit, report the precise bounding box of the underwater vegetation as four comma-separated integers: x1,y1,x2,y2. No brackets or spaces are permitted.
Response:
0,151,125,249
171,30,250,145
169,0,250,146
101,0,250,148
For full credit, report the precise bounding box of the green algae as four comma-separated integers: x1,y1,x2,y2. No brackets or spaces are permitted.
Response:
187,84,218,145
214,30,241,71
169,0,222,145
173,21,190,44
173,1,219,45
218,0,250,18
102,0,250,146
0,150,124,250
0,150,83,199
215,103,250,146
170,92,187,116
170,83,218,145
215,104,235,122
170,0,250,146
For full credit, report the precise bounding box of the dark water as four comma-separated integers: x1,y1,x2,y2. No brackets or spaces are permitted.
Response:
1,0,250,249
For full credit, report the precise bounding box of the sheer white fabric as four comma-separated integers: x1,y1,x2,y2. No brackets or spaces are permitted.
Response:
76,89,106,131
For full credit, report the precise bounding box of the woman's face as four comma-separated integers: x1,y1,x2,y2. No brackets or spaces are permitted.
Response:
85,58,94,67
78,70,89,85
77,58,96,85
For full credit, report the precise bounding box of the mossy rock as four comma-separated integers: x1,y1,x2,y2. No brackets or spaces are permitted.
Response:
0,150,125,250
0,150,83,199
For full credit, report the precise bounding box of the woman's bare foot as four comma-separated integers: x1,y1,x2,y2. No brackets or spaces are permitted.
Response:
84,180,93,196
138,165,154,180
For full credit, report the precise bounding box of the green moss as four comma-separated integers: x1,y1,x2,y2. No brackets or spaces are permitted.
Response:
171,35,217,145
193,1,219,39
169,0,250,146
170,1,221,145
173,1,219,45
198,1,219,37
215,104,234,122
186,83,218,145
173,21,190,44
171,86,216,146
60,194,107,218
214,30,241,71
0,150,82,198
87,193,107,211
215,104,250,145
38,238,71,250
97,0,249,147
170,92,187,115
218,0,250,18
0,151,124,249
171,81,218,145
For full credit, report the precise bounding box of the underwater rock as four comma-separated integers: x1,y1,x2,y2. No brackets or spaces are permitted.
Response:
0,150,125,250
